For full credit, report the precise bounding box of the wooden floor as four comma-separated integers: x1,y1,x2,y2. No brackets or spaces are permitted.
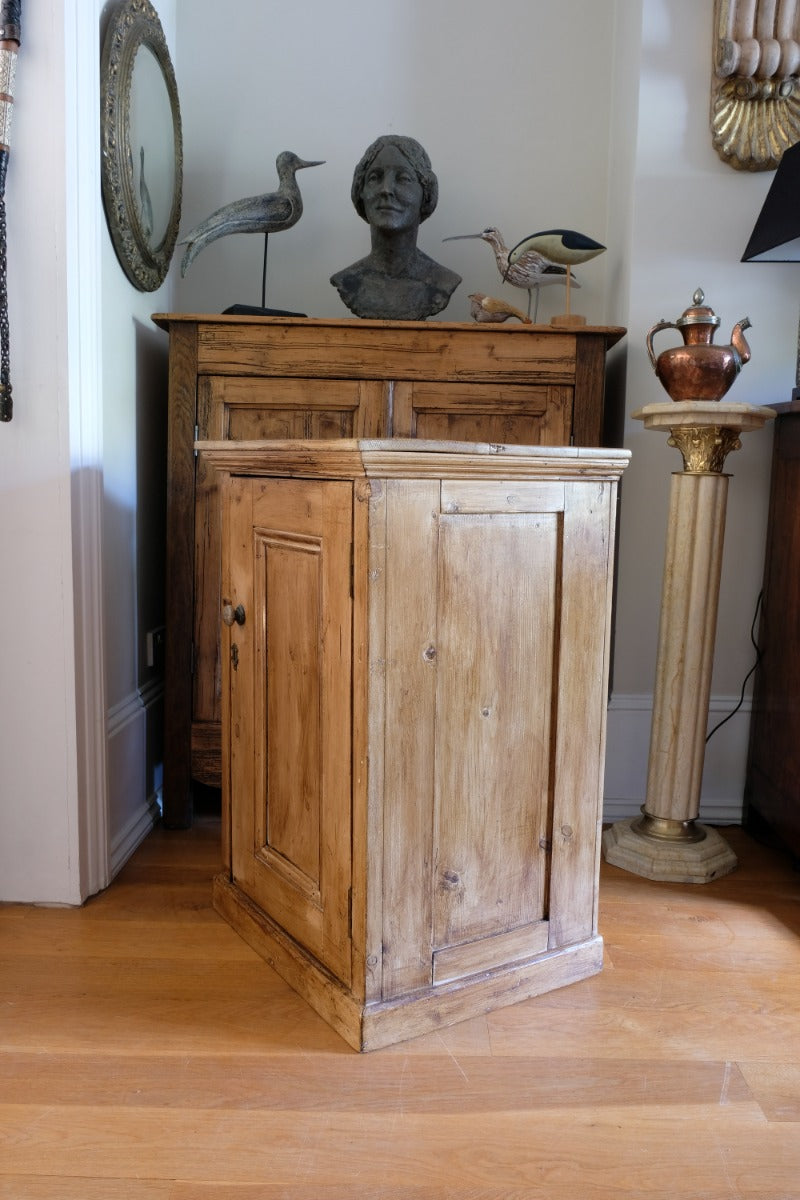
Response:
1,817,799,1199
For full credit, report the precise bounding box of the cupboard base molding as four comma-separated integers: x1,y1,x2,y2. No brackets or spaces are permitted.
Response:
214,873,603,1053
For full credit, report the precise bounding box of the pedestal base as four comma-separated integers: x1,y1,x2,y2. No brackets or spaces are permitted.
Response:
602,817,738,883
551,313,587,328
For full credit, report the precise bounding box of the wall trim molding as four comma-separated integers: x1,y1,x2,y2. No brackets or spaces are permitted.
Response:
603,691,752,826
110,796,161,877
66,0,109,900
106,688,158,875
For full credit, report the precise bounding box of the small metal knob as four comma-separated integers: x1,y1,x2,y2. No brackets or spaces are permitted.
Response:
221,602,246,627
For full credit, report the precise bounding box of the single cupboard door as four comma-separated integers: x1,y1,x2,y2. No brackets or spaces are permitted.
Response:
225,476,354,986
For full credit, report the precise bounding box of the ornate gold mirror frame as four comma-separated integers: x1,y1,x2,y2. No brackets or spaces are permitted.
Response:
101,0,182,290
711,0,800,170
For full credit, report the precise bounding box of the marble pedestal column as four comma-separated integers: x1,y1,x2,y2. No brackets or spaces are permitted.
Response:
603,400,774,883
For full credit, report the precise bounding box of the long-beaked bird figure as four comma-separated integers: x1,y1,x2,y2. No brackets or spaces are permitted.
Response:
506,229,605,322
443,226,579,321
468,292,531,324
179,150,324,276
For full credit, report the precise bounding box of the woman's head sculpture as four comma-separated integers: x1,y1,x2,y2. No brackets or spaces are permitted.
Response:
331,134,460,321
351,135,439,223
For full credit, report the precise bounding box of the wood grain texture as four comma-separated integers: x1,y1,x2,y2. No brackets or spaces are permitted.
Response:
161,315,625,808
212,444,624,1049
380,479,440,999
1,823,799,1196
227,478,353,985
162,321,200,826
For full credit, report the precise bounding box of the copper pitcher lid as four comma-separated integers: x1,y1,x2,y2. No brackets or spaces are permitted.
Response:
675,288,720,328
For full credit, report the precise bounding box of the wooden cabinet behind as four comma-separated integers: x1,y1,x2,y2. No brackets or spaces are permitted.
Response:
155,314,626,826
204,438,629,1050
745,403,800,858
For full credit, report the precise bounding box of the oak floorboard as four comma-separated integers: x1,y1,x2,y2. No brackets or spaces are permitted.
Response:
0,819,798,1198
0,1105,794,1191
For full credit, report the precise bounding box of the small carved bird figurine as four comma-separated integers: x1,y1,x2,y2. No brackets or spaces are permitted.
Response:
179,150,324,276
468,292,531,324
506,229,605,323
443,226,578,321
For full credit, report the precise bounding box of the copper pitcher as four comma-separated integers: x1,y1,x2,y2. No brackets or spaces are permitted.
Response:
646,288,751,402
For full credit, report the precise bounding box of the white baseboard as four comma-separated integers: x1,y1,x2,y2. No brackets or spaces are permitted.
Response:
106,685,162,878
109,794,161,877
603,692,752,826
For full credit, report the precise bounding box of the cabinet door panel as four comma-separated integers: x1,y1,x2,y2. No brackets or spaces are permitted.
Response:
227,477,353,985
433,512,557,951
193,377,384,755
209,376,387,440
393,382,571,446
548,481,614,948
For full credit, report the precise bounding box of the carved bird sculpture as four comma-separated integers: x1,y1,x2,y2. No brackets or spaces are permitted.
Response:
468,292,531,324
179,151,324,276
443,227,579,321
506,229,605,322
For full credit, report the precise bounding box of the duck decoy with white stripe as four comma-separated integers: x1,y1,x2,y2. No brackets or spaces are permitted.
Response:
506,229,605,324
443,226,578,321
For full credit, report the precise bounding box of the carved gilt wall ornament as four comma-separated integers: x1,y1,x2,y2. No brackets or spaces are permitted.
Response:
712,0,800,170
667,425,743,473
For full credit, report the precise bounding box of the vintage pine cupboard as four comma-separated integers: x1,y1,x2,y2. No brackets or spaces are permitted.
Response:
154,314,626,828
201,438,629,1051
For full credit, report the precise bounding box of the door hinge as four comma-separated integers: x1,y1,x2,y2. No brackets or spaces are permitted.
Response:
190,641,196,675
194,423,199,457
349,542,354,598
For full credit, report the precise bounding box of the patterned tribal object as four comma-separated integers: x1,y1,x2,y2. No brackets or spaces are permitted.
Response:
0,0,20,423
0,46,16,148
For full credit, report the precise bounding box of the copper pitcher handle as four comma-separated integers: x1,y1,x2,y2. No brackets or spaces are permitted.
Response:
646,320,678,371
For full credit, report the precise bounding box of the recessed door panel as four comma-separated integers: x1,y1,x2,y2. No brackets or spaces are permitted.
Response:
227,477,353,985
433,511,559,952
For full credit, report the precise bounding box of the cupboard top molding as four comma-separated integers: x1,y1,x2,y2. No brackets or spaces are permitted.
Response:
152,314,625,385
152,314,626,341
712,0,800,169
197,437,631,484
149,314,623,384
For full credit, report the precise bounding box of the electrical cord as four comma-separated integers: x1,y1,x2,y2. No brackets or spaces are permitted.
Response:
705,589,763,743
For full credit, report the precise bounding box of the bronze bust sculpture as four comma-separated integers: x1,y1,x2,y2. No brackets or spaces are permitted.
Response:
331,135,461,321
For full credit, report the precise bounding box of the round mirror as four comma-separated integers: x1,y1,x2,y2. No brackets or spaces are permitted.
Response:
101,0,182,291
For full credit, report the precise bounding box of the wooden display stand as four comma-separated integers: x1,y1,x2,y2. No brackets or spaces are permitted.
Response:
154,314,625,827
201,437,629,1051
603,401,774,882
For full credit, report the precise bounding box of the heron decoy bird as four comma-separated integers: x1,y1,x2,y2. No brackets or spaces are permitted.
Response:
179,150,324,276
443,226,578,321
468,292,531,324
506,229,605,323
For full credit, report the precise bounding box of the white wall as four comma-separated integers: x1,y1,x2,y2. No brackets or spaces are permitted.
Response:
0,0,178,903
174,0,622,328
100,0,178,876
0,1,83,902
0,0,792,904
604,0,794,823
174,0,789,825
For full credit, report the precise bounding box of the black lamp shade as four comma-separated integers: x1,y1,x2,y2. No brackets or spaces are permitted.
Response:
743,140,800,262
